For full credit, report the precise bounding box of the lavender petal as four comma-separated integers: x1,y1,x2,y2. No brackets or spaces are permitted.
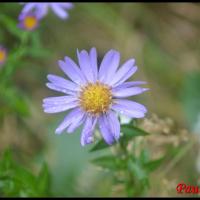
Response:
112,99,147,118
98,50,117,82
109,59,136,86
47,74,79,92
51,4,69,19
98,113,119,145
112,87,149,98
43,95,77,106
89,47,98,80
55,108,84,134
43,101,78,113
80,116,97,146
77,49,94,82
59,3,74,9
46,83,77,96
58,57,86,85
21,3,36,13
113,81,147,90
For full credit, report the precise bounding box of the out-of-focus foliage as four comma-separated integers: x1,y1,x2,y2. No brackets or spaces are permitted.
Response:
0,2,200,197
90,122,164,196
0,149,50,197
181,72,200,131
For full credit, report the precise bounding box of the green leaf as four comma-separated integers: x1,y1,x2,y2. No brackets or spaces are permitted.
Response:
121,125,149,139
0,149,13,173
28,32,51,58
91,156,124,171
0,86,30,117
143,156,165,172
89,139,110,152
139,149,150,164
0,14,22,39
181,72,200,131
0,149,51,197
36,163,50,196
13,165,36,191
128,160,147,181
27,47,51,58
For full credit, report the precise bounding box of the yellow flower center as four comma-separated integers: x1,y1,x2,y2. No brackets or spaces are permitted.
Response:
24,16,38,30
79,82,112,115
0,50,6,63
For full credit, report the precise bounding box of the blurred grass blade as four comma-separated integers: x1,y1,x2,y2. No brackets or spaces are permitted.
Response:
0,14,22,38
139,149,150,164
89,139,110,152
0,149,51,197
144,157,165,172
0,86,30,117
37,163,50,196
121,125,150,139
91,156,124,171
128,160,147,181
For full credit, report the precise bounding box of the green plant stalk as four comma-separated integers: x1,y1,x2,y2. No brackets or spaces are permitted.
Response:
117,137,136,197
6,32,30,77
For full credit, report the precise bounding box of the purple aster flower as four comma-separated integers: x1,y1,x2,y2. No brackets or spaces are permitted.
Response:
0,46,7,66
18,12,40,31
43,48,149,146
21,3,74,19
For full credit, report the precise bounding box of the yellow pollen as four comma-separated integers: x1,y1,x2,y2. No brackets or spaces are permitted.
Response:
79,82,112,115
0,50,6,62
24,16,37,30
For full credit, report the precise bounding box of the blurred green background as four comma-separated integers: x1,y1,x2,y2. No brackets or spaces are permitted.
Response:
0,3,200,197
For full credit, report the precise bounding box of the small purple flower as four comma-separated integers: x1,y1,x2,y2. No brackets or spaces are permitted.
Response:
0,46,7,66
21,3,74,20
43,48,149,146
18,12,40,31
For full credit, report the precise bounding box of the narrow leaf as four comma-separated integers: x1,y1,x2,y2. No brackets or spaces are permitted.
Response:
91,156,124,171
90,140,110,152
128,160,147,181
36,163,50,196
121,125,149,139
144,157,165,172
